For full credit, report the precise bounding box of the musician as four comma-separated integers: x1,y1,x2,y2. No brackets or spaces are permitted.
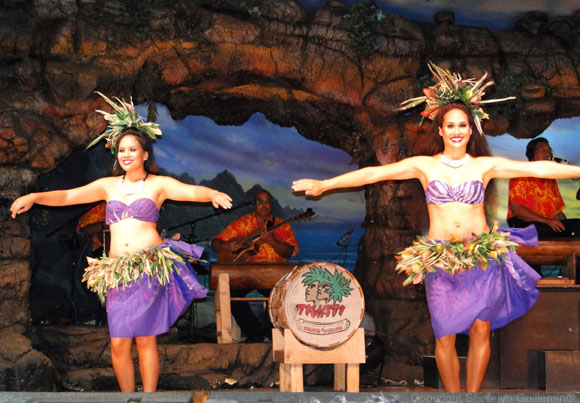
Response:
211,189,299,341
507,138,580,239
77,202,108,257
212,189,299,262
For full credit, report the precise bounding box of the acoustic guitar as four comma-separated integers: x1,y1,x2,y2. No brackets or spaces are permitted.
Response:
218,208,315,263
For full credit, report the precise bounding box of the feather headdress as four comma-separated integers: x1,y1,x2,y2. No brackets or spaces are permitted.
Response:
397,62,516,134
87,91,162,153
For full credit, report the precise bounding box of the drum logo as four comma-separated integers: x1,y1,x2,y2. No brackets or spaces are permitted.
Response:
295,264,353,335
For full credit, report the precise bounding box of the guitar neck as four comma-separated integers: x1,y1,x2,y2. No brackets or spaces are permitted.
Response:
245,209,313,245
246,216,295,243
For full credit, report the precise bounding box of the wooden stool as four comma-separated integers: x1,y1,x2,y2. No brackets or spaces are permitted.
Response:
272,328,365,392
517,240,580,285
210,263,299,343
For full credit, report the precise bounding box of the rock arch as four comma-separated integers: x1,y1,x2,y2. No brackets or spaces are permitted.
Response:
1,0,580,388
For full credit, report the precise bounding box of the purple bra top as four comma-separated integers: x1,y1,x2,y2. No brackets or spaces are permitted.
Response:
425,180,485,205
106,198,160,225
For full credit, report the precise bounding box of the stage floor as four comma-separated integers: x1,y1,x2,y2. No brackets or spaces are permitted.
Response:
203,387,579,403
2,386,578,403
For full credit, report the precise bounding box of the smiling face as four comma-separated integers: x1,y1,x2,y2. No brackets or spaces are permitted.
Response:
438,108,473,151
117,135,149,173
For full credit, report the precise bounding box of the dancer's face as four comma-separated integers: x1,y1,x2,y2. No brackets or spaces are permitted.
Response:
438,108,472,151
117,135,148,173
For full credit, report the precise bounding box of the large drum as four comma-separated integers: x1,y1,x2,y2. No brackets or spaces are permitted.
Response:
269,261,365,349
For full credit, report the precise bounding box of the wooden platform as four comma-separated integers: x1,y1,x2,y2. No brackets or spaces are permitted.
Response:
272,328,365,393
516,239,580,283
530,350,580,392
499,284,580,389
209,262,301,343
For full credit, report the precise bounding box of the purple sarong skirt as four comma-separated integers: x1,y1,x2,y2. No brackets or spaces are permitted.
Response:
425,225,541,339
106,240,208,338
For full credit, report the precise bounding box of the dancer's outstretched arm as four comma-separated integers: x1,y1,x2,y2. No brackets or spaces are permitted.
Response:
10,178,108,218
292,156,427,196
480,156,580,181
158,176,232,209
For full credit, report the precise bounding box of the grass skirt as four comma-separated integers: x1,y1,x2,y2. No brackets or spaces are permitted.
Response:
424,225,540,339
84,240,208,338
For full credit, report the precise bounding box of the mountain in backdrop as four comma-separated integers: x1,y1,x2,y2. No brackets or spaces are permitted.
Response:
159,169,310,243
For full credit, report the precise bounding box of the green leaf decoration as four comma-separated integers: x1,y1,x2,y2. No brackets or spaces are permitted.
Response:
397,62,516,134
395,224,519,286
82,245,188,304
88,91,162,154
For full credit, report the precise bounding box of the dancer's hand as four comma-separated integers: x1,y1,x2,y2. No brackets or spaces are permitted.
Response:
211,191,233,209
292,179,324,196
10,194,36,219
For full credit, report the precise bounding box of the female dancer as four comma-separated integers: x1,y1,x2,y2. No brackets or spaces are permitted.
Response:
292,64,580,392
10,94,232,392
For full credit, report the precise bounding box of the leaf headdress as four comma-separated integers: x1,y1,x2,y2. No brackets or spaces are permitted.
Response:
397,62,516,134
88,91,162,154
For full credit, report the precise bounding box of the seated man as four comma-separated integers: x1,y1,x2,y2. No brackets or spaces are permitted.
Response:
211,189,299,341
76,202,108,324
507,137,580,239
77,202,109,257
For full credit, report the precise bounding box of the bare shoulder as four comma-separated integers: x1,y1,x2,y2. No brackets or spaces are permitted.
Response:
471,155,506,167
93,176,118,188
150,174,179,185
403,155,437,166
149,175,192,191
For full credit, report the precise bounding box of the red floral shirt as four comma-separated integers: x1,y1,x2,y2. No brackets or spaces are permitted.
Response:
214,213,299,262
507,177,565,220
77,202,106,249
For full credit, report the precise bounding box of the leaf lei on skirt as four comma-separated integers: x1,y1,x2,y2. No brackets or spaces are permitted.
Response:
395,223,519,287
82,245,185,304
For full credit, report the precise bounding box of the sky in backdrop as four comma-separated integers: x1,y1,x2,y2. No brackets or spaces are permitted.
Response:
144,0,580,225
145,104,580,226
300,0,579,32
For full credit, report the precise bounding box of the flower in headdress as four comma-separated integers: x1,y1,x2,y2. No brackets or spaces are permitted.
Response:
397,62,516,134
87,91,162,154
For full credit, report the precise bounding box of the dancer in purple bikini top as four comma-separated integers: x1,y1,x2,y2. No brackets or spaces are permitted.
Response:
105,198,160,225
10,92,233,394
425,180,485,205
292,62,580,392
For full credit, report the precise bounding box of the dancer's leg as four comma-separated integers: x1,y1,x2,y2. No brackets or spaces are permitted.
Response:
435,334,460,392
135,335,160,392
466,319,491,392
110,337,135,392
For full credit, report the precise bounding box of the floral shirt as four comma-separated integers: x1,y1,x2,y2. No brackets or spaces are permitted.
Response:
507,177,565,220
214,213,299,262
77,202,106,250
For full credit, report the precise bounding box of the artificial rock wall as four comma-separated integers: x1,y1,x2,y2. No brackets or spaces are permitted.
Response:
1,0,580,389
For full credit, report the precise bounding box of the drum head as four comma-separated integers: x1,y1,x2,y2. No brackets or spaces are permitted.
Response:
270,261,365,349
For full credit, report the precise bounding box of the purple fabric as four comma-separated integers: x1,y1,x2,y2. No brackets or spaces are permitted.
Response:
425,225,541,339
106,240,207,338
425,180,485,205
106,198,160,225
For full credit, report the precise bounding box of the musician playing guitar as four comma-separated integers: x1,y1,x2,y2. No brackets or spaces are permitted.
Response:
211,189,299,342
212,189,299,263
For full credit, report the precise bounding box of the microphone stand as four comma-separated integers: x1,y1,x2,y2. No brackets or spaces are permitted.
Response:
166,201,252,243
335,230,353,267
43,202,102,325
164,200,251,342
